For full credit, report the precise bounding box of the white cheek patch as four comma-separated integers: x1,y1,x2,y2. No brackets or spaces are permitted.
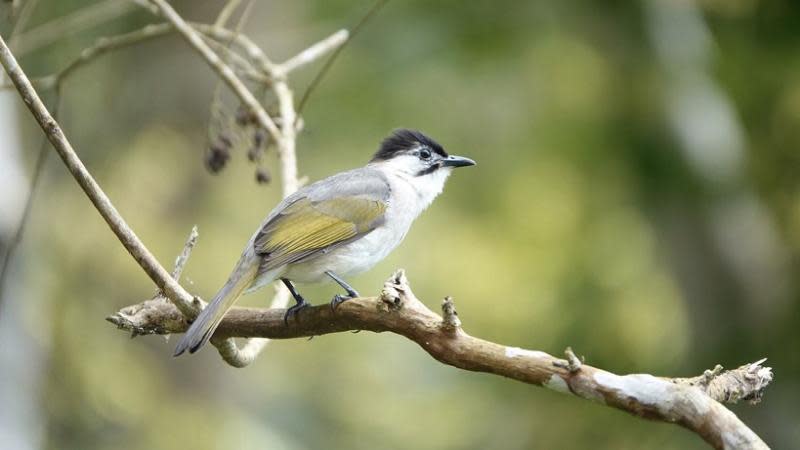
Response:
379,154,424,175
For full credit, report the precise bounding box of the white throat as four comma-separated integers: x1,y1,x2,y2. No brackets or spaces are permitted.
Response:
371,161,452,214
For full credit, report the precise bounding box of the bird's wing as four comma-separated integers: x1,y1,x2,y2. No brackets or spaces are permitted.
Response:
253,168,390,271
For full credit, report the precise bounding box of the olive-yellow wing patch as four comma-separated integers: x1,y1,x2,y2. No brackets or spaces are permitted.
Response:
254,195,386,270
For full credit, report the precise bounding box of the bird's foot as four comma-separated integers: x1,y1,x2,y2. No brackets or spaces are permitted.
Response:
330,293,357,312
324,271,359,312
284,299,310,325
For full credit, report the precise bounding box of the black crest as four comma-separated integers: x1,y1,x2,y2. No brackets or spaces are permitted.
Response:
370,129,447,162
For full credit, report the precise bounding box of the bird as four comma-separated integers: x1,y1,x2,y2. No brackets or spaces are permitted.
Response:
174,129,476,356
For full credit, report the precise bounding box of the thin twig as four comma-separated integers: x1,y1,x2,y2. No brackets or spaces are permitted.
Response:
202,35,269,84
144,0,282,142
11,0,141,55
0,22,275,91
1,0,37,86
0,33,197,317
214,0,243,28
7,0,39,42
296,0,389,115
170,225,198,281
280,29,349,75
9,23,174,90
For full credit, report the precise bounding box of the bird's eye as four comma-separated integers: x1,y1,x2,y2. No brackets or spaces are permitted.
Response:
419,148,432,160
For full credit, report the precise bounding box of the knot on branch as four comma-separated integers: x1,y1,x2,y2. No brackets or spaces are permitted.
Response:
674,358,774,405
440,296,461,333
553,347,583,373
379,269,409,311
106,297,187,337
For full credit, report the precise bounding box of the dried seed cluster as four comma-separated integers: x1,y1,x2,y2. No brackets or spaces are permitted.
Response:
205,103,274,184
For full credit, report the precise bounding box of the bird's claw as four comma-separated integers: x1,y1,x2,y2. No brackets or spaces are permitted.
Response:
330,294,356,312
284,300,310,325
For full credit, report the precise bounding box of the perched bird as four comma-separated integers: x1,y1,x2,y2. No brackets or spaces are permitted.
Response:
174,129,476,355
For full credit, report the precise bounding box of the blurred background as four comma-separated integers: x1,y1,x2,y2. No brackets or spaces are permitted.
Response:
1,0,799,448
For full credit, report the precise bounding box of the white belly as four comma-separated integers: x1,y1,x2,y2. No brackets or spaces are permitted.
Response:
281,223,405,283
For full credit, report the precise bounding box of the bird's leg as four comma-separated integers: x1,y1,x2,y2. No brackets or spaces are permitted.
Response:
281,278,310,325
325,270,360,311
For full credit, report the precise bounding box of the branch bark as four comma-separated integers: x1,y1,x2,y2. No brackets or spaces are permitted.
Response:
108,269,772,450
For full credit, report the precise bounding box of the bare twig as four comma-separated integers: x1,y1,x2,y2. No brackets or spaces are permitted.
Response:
2,23,174,90
1,0,37,87
279,29,348,75
202,35,269,84
0,33,196,318
11,0,144,55
144,0,282,142
170,225,198,281
7,0,39,41
0,22,275,91
296,0,389,115
553,346,583,373
194,23,277,73
214,0,243,28
108,270,772,450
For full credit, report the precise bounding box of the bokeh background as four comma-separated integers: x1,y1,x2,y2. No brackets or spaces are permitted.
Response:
1,0,799,448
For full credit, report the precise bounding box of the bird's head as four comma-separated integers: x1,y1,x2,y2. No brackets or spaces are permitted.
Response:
368,129,475,180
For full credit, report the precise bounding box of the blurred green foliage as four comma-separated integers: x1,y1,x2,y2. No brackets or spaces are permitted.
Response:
2,0,799,449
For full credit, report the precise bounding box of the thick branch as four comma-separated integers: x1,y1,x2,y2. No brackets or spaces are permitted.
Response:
108,270,771,450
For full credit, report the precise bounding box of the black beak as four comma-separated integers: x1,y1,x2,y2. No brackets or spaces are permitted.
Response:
441,155,476,168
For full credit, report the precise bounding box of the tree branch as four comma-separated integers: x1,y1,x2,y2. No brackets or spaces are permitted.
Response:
0,33,198,316
214,0,243,28
108,269,772,450
279,29,348,75
145,0,282,142
10,0,144,55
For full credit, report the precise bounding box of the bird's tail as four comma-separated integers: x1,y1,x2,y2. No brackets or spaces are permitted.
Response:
173,261,259,356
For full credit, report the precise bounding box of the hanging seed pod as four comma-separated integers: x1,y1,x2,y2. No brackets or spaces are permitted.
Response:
253,128,266,148
205,144,230,174
248,128,268,162
255,167,271,184
247,146,263,163
235,104,256,127
218,133,233,149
